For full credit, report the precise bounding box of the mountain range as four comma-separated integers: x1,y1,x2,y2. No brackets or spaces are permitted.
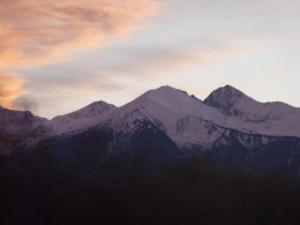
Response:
2,85,300,176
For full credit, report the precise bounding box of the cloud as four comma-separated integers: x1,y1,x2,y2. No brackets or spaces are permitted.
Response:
18,75,125,118
0,0,157,111
0,0,156,69
24,40,238,95
25,71,124,96
85,41,239,81
0,73,26,108
13,95,39,112
18,40,239,118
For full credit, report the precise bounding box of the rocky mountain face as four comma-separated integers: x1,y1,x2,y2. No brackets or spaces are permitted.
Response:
2,85,300,175
0,107,48,155
205,85,300,137
0,101,116,155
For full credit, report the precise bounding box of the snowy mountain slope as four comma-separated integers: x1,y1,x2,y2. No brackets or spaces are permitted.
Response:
0,106,48,154
30,115,184,176
136,86,226,126
105,85,300,149
3,84,300,155
169,116,225,149
101,86,231,148
52,101,116,123
39,86,229,147
0,106,48,135
37,85,300,149
3,85,300,175
205,85,300,137
0,101,116,153
47,101,117,135
206,129,300,174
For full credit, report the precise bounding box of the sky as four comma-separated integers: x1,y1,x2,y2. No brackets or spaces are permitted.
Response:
1,0,300,118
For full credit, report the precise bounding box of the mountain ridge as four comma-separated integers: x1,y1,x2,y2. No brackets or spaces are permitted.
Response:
3,84,300,176
205,85,300,137
2,84,300,156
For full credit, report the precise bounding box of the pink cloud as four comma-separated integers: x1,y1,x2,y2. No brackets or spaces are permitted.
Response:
0,0,157,68
0,73,25,108
0,0,157,108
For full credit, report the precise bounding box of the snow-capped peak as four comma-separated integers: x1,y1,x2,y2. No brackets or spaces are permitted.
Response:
204,85,300,137
52,100,116,123
3,84,300,156
108,85,227,137
46,85,300,140
142,85,204,114
48,100,117,134
204,85,251,114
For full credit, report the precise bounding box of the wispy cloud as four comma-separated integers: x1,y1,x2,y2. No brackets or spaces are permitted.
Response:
1,0,299,116
92,43,237,78
0,73,25,108
0,0,156,69
16,39,239,117
0,0,157,109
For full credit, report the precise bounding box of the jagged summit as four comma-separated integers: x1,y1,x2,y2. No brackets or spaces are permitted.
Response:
139,85,204,111
204,85,249,110
202,85,300,137
3,84,300,150
43,84,300,138
208,84,247,97
154,85,178,91
145,85,189,97
116,85,225,127
221,84,244,94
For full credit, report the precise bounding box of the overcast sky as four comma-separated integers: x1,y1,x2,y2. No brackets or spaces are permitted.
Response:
1,0,300,118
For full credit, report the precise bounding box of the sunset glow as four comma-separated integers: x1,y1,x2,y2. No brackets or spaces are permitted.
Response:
1,0,300,118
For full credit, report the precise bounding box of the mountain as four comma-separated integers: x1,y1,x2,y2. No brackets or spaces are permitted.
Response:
52,101,116,123
37,86,229,147
0,107,46,134
2,85,300,176
48,101,116,134
105,86,228,148
0,106,48,155
205,85,300,137
0,101,115,155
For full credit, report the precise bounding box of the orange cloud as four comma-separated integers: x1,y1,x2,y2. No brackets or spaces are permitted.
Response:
0,0,157,68
0,0,157,109
0,73,26,108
